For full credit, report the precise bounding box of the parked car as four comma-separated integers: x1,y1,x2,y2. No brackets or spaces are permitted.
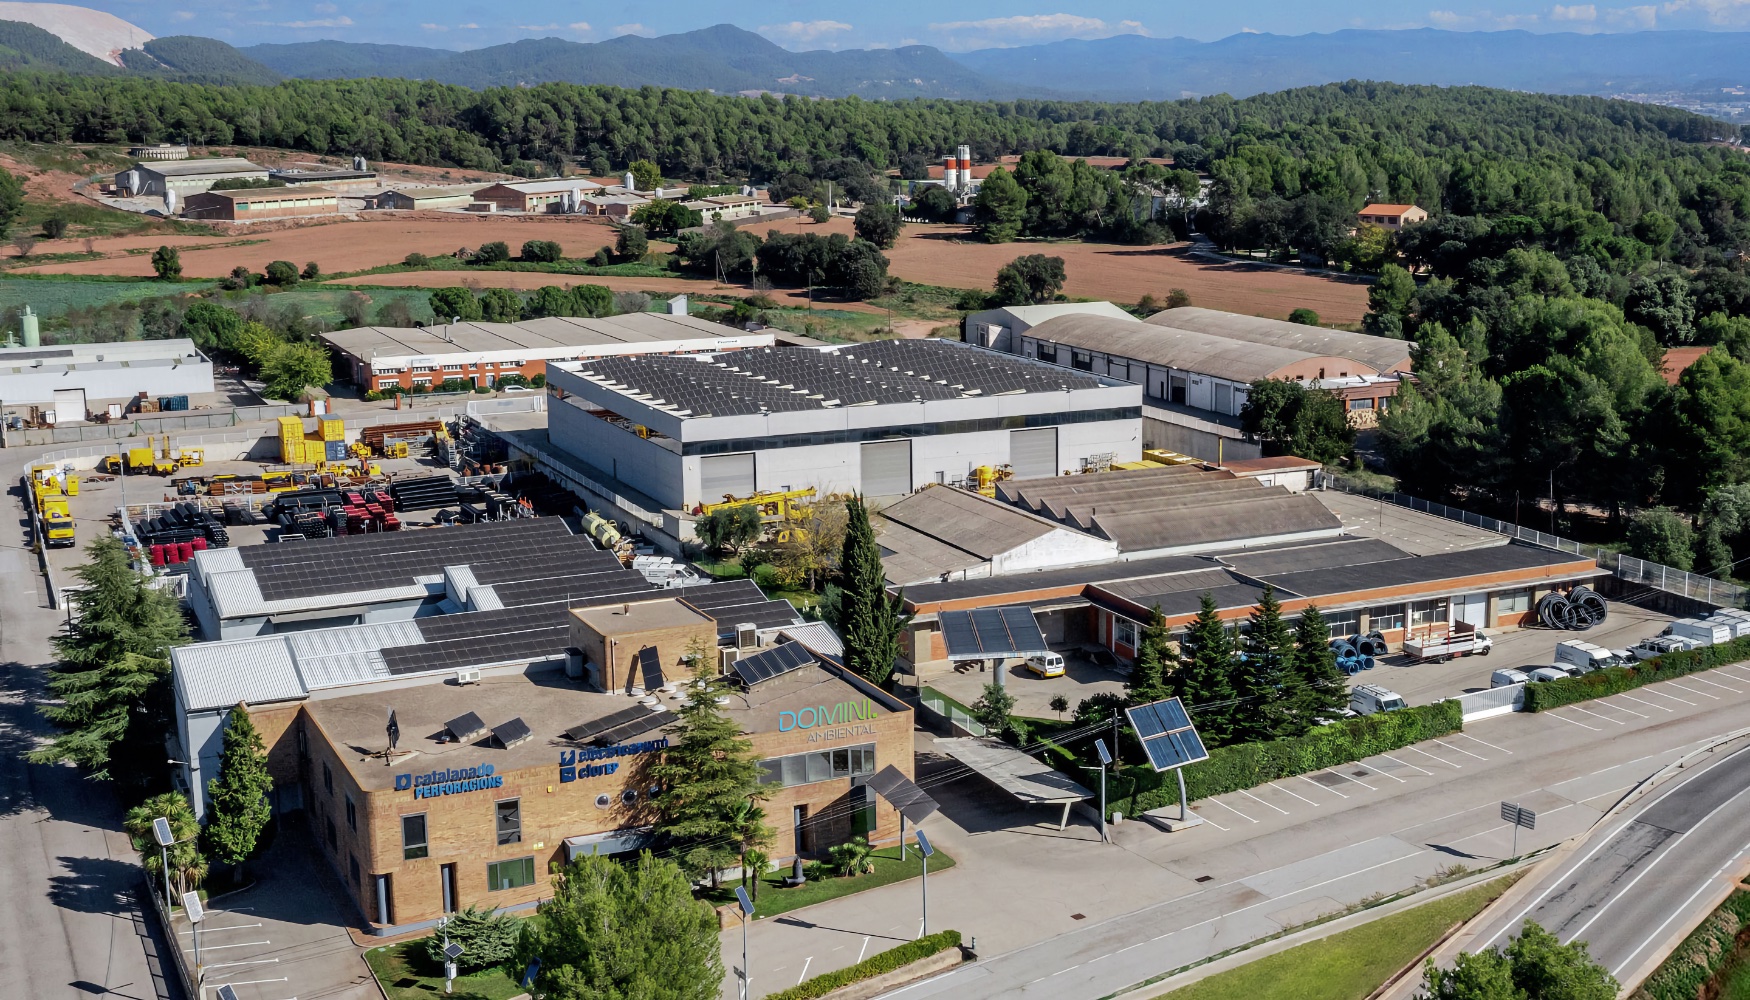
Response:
1490,668,1530,688
1527,666,1572,683
502,385,533,393
1349,683,1407,715
1630,635,1698,660
1025,652,1066,678
1554,640,1628,675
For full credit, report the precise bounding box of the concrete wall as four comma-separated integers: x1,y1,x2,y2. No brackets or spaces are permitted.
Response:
548,396,684,510
1144,414,1260,462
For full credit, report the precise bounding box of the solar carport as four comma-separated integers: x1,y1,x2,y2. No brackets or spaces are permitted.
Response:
938,606,1050,688
936,736,1092,830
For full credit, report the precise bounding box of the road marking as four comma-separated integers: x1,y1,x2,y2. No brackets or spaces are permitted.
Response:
1211,798,1258,823
1618,693,1672,713
1720,665,1750,683
1376,753,1433,776
798,957,812,985
1549,712,1601,731
202,977,287,988
1406,745,1461,768
1665,681,1719,700
1239,789,1289,814
1145,850,1429,943
1612,878,1736,978
1689,675,1743,694
179,923,262,935
858,936,870,963
1328,768,1377,791
1274,784,1322,806
1192,809,1229,832
1641,687,1697,706
1433,738,1488,761
1300,774,1348,798
1454,732,1514,755
1567,705,1626,726
190,940,271,952
1599,700,1650,719
203,958,281,970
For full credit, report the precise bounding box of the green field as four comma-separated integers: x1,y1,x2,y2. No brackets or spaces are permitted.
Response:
0,275,215,315
365,939,526,1000
1161,878,1513,1000
702,843,956,921
213,285,441,328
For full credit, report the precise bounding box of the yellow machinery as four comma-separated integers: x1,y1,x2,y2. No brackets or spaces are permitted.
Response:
176,447,204,469
1142,449,1199,466
1111,459,1168,471
582,511,622,549
969,464,1013,496
31,463,77,497
29,470,74,548
697,487,817,520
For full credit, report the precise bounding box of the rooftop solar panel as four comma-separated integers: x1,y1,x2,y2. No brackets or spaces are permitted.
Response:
446,711,487,742
1124,697,1210,771
938,606,1050,660
637,646,666,691
591,710,671,746
492,717,533,749
565,705,652,742
732,641,815,687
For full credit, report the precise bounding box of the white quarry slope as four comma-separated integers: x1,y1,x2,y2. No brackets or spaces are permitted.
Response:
0,2,151,65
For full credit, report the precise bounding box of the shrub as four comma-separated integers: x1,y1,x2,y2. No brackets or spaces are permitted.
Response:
1523,634,1750,712
1635,890,1750,1000
763,930,961,1000
592,247,612,267
521,239,563,263
42,216,67,239
530,373,546,388
751,563,782,589
264,260,300,286
300,261,321,281
422,904,520,973
403,252,430,268
472,241,510,265
1111,701,1462,817
616,225,648,261
1288,307,1320,325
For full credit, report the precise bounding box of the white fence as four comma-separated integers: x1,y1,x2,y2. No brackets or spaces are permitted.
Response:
1446,684,1524,722
919,687,989,737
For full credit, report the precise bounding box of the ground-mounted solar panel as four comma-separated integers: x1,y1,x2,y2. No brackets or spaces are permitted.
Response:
867,765,941,824
732,641,815,687
1123,697,1209,772
446,712,487,742
492,717,533,749
637,646,666,691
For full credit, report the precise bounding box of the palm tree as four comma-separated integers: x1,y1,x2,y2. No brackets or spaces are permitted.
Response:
730,797,774,890
124,791,207,899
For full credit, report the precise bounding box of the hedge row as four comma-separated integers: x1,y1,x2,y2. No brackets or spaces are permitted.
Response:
761,930,962,1000
1631,890,1750,1000
1523,634,1750,712
1114,702,1463,817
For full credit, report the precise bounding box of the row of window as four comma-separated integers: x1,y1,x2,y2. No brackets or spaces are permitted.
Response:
1117,588,1542,646
759,744,877,788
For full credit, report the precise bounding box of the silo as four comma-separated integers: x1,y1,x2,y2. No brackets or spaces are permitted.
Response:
623,171,637,191
942,154,958,191
21,305,39,348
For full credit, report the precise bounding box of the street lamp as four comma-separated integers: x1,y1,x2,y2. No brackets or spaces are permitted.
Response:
1093,739,1112,844
183,890,205,986
734,885,755,1000
151,816,175,912
915,828,935,938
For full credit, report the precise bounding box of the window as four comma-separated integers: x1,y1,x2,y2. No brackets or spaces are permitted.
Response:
1071,350,1093,372
1366,604,1405,632
1410,598,1449,631
1348,398,1375,410
442,364,464,371
495,799,521,846
1037,344,1058,364
758,744,876,788
412,365,437,373
487,856,536,891
411,377,432,387
322,762,332,794
1320,609,1361,639
326,817,337,850
1114,618,1139,649
1498,588,1533,615
401,814,428,860
345,792,356,831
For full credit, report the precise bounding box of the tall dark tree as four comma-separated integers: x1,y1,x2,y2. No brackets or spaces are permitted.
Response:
649,644,766,884
1290,605,1349,728
837,496,912,687
1235,585,1303,741
1173,594,1237,746
974,167,1028,243
993,254,1067,306
853,202,905,249
203,705,274,877
1126,605,1173,705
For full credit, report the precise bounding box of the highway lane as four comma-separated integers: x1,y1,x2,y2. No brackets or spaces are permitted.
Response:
1469,738,1750,989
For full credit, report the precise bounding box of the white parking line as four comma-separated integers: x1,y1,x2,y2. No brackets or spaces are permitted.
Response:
1641,687,1697,707
1689,675,1743,694
188,940,271,952
1454,732,1514,755
179,922,262,935
1601,699,1650,718
1191,809,1230,832
1567,705,1626,726
203,958,280,970
1274,783,1322,806
1406,745,1461,768
1211,798,1258,823
1720,665,1750,683
1433,738,1488,761
1550,712,1602,731
1618,693,1672,713
1364,760,1408,782
203,977,287,989
1328,768,1377,791
1300,774,1348,799
1239,789,1289,815
1665,681,1719,701
798,957,812,985
858,936,871,963
1377,752,1433,776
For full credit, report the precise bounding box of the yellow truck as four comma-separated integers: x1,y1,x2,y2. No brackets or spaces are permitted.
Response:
34,488,74,548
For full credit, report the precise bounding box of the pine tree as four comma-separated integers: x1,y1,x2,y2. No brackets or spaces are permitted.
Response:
32,536,189,782
837,496,912,686
1291,605,1351,731
1174,594,1237,746
204,704,274,877
1235,585,1304,741
1126,605,1173,705
650,643,767,885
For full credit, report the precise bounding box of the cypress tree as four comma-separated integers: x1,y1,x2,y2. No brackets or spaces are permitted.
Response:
1173,593,1236,746
1126,605,1173,705
204,704,275,878
838,496,912,686
1291,605,1351,730
1236,585,1304,741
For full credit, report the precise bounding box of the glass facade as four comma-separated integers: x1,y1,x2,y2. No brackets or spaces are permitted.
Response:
487,857,535,891
758,744,877,788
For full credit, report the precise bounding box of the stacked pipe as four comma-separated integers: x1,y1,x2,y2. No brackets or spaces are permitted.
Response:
1327,631,1387,675
135,501,228,551
389,475,460,511
1536,587,1609,630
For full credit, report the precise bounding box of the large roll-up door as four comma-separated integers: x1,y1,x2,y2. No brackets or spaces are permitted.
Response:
860,441,912,497
51,388,86,425
1010,427,1058,480
699,453,755,503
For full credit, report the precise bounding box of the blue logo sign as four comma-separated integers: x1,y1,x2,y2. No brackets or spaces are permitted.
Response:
779,698,878,732
395,763,502,798
558,738,668,783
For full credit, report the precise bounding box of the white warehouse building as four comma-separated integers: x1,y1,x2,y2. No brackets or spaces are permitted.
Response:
544,339,1143,512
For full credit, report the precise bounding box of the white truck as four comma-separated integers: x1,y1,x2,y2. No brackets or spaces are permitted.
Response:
1554,640,1629,675
1667,618,1733,647
1350,683,1407,715
1629,635,1697,660
1708,610,1750,639
1402,622,1494,664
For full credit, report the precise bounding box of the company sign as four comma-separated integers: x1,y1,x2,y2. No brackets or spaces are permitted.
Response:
779,698,878,733
558,738,668,783
395,763,503,798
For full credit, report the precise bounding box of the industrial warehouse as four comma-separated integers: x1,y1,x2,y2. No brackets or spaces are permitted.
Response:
0,321,213,413
171,518,913,931
543,338,1142,512
319,311,773,393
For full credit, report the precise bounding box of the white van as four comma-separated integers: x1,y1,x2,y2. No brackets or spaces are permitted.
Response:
1490,668,1529,688
1554,640,1626,675
1350,683,1407,715
1527,666,1571,683
1025,652,1066,678
1667,618,1733,647
1708,612,1750,639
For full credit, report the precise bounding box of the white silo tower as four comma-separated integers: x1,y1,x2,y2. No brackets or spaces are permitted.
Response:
623,171,637,192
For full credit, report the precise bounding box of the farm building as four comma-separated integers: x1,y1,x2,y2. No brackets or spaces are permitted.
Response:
578,193,649,217
182,187,340,221
473,178,605,213
321,313,772,393
1357,204,1429,230
270,167,379,190
115,157,270,198
128,143,188,161
373,187,483,211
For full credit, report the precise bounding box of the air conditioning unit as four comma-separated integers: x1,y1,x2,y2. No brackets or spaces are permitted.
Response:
455,667,481,685
720,648,741,673
736,623,758,650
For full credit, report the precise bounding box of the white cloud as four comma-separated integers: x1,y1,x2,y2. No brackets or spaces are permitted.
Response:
267,15,353,28
1497,12,1542,24
926,13,1148,48
1606,3,1660,25
419,22,447,31
568,22,591,31
1427,9,1474,27
171,9,195,21
313,2,338,12
758,20,854,47
612,23,652,36
1657,0,1750,24
1551,4,1599,20
517,23,560,31
457,23,478,29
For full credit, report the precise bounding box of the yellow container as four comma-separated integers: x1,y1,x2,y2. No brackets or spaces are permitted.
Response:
318,416,345,442
278,416,306,439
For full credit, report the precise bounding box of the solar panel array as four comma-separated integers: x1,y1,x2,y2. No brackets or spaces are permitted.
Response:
492,717,533,749
732,641,815,687
938,606,1049,659
572,340,1106,417
563,705,668,746
446,711,487,742
674,580,801,640
1124,697,1209,772
488,569,654,610
637,646,666,691
237,519,575,601
867,765,941,824
383,627,570,676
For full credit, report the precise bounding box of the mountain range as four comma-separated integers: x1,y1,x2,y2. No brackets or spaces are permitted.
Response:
0,2,1748,102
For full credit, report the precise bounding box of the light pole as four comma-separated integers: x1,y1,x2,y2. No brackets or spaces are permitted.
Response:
915,828,935,938
183,891,205,986
1094,739,1112,844
151,816,174,911
734,885,754,1000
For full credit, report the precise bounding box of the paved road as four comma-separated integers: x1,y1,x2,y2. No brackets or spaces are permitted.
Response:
1469,738,1750,990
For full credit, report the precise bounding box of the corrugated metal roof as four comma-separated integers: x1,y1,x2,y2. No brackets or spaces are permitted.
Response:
777,622,845,658
469,585,505,611
137,158,267,178
1145,307,1412,374
1026,313,1321,383
998,302,1134,325
880,488,1054,558
174,636,304,712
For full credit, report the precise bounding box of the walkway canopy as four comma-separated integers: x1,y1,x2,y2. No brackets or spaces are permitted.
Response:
936,736,1091,830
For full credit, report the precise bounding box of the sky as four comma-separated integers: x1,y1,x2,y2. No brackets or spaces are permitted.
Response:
88,0,1750,49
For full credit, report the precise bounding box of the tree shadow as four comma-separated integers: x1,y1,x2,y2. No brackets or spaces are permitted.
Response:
47,855,142,917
